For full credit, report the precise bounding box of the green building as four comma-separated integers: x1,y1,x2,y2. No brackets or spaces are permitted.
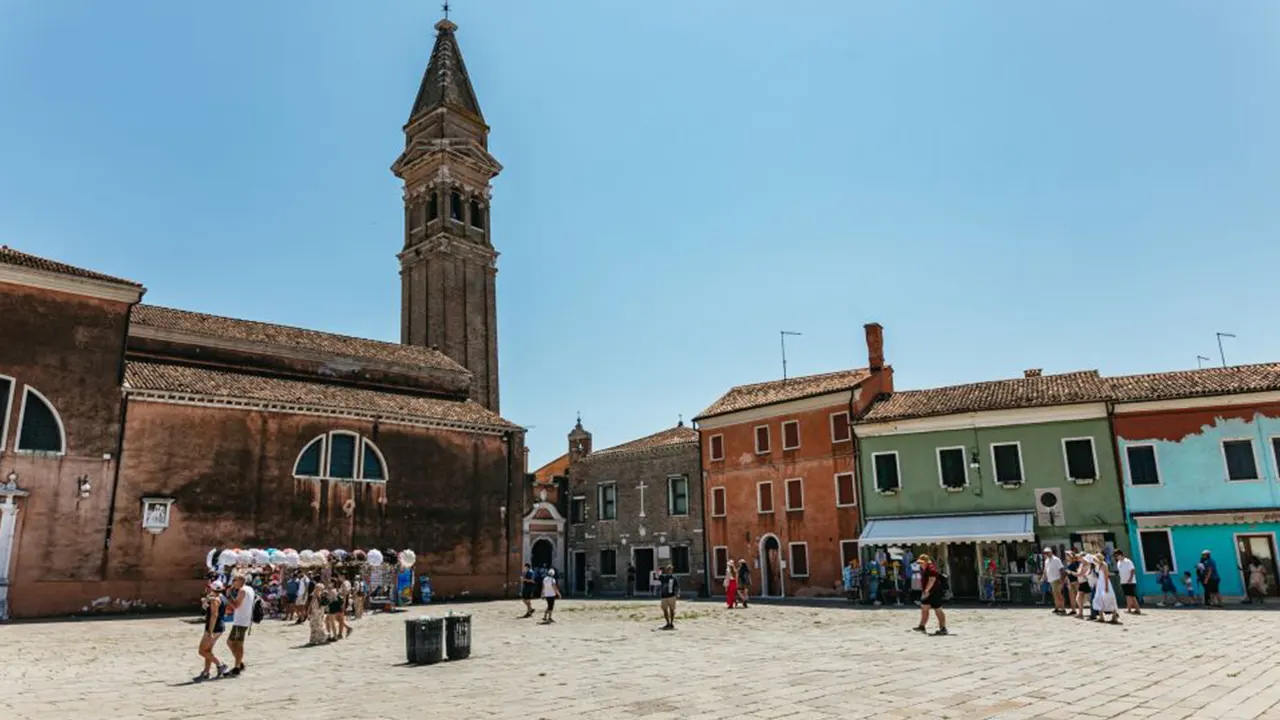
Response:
854,370,1129,602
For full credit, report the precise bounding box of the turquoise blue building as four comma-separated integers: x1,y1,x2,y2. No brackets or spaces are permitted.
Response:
1111,365,1280,601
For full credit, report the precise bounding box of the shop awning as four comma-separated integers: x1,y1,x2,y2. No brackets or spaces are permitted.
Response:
860,512,1037,546
1134,509,1280,528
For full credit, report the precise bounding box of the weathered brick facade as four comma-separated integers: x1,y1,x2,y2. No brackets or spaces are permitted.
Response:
567,422,705,597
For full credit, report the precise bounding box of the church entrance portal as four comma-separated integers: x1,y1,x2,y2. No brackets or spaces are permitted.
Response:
531,538,554,570
760,534,784,597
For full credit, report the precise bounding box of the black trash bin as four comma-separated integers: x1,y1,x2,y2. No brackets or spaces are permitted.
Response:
404,617,444,665
445,612,471,660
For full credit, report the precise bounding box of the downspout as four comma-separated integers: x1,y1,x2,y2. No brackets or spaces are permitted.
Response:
696,423,710,598
1104,402,1129,551
503,430,515,600
101,299,139,579
849,389,864,541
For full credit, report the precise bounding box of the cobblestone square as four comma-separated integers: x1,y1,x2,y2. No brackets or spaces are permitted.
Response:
4,600,1280,719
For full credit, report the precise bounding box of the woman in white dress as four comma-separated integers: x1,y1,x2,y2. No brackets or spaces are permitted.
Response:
1090,555,1120,625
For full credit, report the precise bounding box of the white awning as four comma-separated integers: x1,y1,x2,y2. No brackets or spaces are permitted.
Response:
860,512,1036,546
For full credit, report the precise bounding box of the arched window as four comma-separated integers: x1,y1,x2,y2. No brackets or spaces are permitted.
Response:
0,375,13,452
469,200,484,229
293,431,387,482
450,191,463,221
428,192,439,221
17,386,66,454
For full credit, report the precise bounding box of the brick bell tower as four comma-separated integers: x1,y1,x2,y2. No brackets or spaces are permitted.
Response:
393,17,502,411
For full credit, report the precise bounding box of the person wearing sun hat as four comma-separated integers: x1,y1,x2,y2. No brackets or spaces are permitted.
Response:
194,580,229,682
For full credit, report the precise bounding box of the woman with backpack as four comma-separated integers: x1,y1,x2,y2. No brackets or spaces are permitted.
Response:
912,554,948,637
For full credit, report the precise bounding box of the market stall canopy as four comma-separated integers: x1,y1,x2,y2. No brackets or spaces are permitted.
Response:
861,512,1036,545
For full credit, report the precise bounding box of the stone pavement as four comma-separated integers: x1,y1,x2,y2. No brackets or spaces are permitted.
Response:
3,599,1280,719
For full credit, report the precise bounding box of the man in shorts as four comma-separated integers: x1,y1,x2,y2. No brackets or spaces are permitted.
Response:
1115,550,1140,615
226,574,256,676
519,563,537,618
541,568,561,623
1042,547,1066,615
1200,550,1221,607
658,564,680,630
912,554,948,636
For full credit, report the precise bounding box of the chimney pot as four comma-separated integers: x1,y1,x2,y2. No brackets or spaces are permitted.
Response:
1024,368,1043,378
864,322,885,371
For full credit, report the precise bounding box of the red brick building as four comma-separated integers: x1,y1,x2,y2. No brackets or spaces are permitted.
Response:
694,324,892,598
0,19,527,619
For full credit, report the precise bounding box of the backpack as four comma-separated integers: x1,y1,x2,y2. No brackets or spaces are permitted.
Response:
252,596,265,624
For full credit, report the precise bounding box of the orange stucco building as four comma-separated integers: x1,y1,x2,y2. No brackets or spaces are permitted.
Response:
694,324,892,598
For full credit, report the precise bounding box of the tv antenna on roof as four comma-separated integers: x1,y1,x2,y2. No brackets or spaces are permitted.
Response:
1216,332,1236,368
780,331,802,380
1196,355,1211,369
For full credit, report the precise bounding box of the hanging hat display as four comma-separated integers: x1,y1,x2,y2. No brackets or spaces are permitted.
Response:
367,549,383,567
398,549,417,568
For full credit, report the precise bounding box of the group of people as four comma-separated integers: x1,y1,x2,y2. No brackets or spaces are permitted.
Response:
283,568,366,646
1039,547,1131,624
722,558,751,608
520,561,684,629
195,574,258,682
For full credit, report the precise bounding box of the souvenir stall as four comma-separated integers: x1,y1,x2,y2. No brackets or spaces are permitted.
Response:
204,546,418,613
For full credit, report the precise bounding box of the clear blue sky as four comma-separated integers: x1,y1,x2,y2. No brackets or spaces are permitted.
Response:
2,1,1278,468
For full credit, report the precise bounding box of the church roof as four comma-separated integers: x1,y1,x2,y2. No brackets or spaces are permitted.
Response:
0,245,142,288
124,360,517,432
584,424,699,461
131,304,467,375
695,368,873,420
410,19,483,121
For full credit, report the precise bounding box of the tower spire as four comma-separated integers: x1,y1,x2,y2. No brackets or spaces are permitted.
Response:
409,14,482,122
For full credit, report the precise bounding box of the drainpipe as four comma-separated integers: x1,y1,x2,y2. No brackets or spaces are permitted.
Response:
849,388,868,564
1104,402,1129,552
696,423,710,598
503,430,516,600
101,300,139,579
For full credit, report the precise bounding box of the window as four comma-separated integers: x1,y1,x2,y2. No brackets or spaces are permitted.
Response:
788,542,809,577
668,476,689,516
427,192,439,221
1273,438,1280,479
293,432,388,482
991,442,1024,485
709,434,724,461
449,191,462,220
599,549,617,576
1138,529,1176,574
713,546,729,578
16,386,65,454
835,472,857,506
1126,445,1160,486
598,484,617,520
873,452,900,492
830,411,851,443
1062,438,1098,481
782,420,800,450
840,539,859,567
711,486,727,517
936,447,967,489
570,495,586,524
757,481,774,513
469,200,484,228
754,425,771,454
785,478,804,511
0,376,12,451
671,546,691,574
1223,439,1260,481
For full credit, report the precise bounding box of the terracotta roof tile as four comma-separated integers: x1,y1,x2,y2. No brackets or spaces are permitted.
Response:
1108,363,1280,403
0,245,142,288
862,371,1109,423
124,360,516,430
131,304,466,374
585,424,699,460
696,369,872,420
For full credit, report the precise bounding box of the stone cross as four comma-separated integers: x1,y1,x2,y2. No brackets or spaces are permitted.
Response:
636,481,648,518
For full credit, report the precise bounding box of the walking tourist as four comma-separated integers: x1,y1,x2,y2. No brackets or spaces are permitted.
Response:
649,567,661,597
1090,555,1121,625
1182,571,1197,605
725,559,738,608
353,575,367,619
1248,558,1268,604
626,563,637,598
284,573,298,621
1064,551,1082,616
1156,561,1181,607
195,581,229,682
336,578,352,637
294,571,310,624
520,563,537,618
658,564,680,630
226,575,256,676
1199,550,1222,607
843,559,858,603
1042,547,1066,615
909,558,923,605
736,558,751,608
542,568,561,623
1115,550,1140,615
1075,553,1095,620
307,583,328,645
912,554,947,636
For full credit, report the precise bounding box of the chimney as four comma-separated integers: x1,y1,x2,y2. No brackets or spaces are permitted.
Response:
1024,369,1043,378
864,322,884,371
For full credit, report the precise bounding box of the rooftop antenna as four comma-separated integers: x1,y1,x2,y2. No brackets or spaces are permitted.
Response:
1216,332,1236,368
1196,355,1211,369
780,331,802,380
441,1,451,20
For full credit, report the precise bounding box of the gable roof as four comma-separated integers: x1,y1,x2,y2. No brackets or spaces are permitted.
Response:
695,368,872,420
123,360,515,432
533,452,570,483
861,371,1109,423
584,424,699,461
1108,363,1280,403
0,245,142,288
131,304,467,374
